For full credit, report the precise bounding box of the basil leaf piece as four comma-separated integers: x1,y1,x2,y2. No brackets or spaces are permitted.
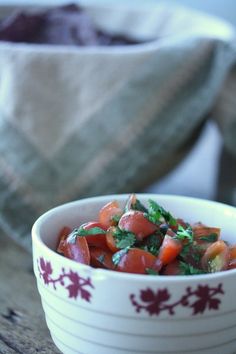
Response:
68,226,106,244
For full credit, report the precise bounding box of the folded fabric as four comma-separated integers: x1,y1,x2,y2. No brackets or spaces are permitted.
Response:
0,2,235,252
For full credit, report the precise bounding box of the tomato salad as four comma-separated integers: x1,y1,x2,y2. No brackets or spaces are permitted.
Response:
57,195,236,275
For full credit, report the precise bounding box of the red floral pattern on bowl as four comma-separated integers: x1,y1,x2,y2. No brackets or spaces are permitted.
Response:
130,283,224,316
38,256,224,317
37,257,94,302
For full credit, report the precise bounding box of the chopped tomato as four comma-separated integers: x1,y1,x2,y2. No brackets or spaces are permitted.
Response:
118,210,158,241
162,260,182,276
56,194,235,276
115,248,157,274
157,234,182,265
106,227,120,253
201,240,230,273
193,224,220,251
229,245,236,260
99,201,123,228
90,247,115,270
63,236,90,265
227,245,236,270
57,226,72,254
228,259,236,270
81,221,109,250
124,194,137,211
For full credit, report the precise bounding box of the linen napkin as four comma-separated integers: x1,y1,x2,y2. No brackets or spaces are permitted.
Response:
0,2,235,251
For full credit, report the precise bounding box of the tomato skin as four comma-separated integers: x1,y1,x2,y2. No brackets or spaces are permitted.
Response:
157,234,182,265
90,247,115,270
229,245,236,260
228,259,236,270
57,226,72,254
125,194,137,211
192,224,221,252
201,240,230,273
118,210,158,241
106,227,120,253
63,236,90,265
228,246,236,270
81,221,109,250
193,224,220,240
162,260,182,276
115,248,157,274
99,201,123,228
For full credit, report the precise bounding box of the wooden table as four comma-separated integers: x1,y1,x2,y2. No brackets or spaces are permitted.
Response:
0,233,60,354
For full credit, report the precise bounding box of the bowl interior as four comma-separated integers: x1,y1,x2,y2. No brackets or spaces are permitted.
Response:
33,194,236,253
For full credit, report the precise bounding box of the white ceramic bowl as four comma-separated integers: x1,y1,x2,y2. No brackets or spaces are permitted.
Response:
32,194,236,354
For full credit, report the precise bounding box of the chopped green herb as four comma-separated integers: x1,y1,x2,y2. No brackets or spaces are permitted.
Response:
146,268,159,275
68,226,106,244
141,233,162,256
131,199,148,213
199,233,218,242
175,225,193,242
145,199,177,226
113,228,136,249
112,247,130,266
179,243,202,264
111,214,121,224
179,243,191,258
179,261,205,275
124,195,148,213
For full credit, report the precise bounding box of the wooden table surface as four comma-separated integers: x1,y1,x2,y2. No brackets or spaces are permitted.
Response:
0,233,60,354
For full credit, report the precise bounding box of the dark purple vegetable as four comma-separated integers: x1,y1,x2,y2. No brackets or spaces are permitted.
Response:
0,3,142,46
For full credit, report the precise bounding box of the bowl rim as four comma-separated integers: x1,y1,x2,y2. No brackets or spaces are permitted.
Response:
32,193,236,283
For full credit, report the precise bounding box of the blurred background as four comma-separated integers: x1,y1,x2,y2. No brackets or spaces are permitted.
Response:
1,0,235,202
146,0,236,200
0,0,236,251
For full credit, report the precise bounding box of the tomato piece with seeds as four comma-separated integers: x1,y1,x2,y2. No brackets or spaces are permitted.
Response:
201,240,230,273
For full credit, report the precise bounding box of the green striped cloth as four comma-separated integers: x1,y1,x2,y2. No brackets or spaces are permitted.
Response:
0,3,236,251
